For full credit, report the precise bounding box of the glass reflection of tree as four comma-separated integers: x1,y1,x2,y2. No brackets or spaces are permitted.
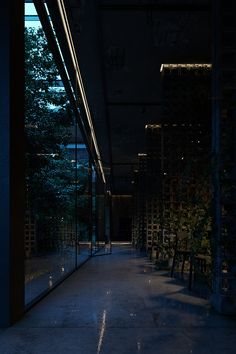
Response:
25,27,87,253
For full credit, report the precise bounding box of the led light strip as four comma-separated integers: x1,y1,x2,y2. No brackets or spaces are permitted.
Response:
42,3,78,104
160,63,212,72
57,0,106,184
145,124,161,129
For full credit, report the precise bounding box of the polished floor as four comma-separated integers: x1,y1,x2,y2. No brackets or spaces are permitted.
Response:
0,244,236,354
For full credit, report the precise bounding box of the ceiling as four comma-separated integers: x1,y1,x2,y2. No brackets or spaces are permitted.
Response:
55,0,212,194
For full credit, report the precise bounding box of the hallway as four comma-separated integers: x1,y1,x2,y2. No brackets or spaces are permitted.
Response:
0,244,236,354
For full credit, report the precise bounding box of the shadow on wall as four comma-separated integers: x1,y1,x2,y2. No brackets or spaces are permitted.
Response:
118,217,132,241
112,195,133,241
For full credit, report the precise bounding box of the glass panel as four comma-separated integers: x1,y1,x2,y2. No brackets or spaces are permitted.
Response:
97,178,106,248
76,149,91,260
91,165,97,253
24,2,90,305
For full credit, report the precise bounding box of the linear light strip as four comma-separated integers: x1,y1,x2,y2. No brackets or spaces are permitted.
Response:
57,0,106,184
58,0,103,176
44,3,80,105
57,0,95,131
160,63,212,72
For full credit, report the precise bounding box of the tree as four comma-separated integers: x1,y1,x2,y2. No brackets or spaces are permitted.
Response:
25,27,89,250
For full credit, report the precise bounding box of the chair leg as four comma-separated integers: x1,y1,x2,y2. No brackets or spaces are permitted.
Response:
171,252,176,277
188,257,193,291
171,239,178,278
181,254,185,275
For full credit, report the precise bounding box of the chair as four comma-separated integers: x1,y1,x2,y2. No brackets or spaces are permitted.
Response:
170,231,193,290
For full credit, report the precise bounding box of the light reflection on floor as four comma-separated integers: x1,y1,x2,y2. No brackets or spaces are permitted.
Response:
0,244,235,354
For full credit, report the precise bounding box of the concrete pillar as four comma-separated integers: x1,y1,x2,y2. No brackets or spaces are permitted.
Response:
0,1,25,326
211,0,236,315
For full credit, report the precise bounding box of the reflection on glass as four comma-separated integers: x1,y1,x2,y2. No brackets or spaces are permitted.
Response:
97,179,106,248
76,152,91,259
24,2,107,305
91,165,97,253
24,4,90,304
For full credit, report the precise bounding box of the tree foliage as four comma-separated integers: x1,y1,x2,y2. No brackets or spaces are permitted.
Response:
25,27,89,230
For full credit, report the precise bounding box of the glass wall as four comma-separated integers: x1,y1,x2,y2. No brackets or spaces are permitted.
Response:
91,165,97,253
97,179,106,248
24,3,94,305
76,149,91,260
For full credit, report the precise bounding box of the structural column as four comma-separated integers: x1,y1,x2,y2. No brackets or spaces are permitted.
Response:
0,1,25,326
211,0,236,314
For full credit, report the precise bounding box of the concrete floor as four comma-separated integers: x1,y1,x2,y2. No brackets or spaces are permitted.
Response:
0,244,236,354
